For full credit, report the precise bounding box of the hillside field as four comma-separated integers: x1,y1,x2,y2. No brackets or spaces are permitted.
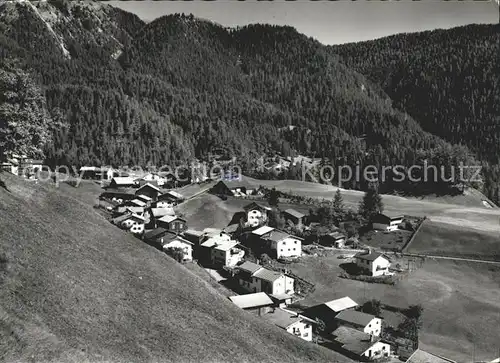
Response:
0,172,350,363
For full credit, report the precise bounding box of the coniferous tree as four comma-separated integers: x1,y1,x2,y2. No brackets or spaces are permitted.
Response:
359,187,384,219
332,189,345,215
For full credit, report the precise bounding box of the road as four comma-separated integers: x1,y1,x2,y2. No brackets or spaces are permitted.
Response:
401,252,500,265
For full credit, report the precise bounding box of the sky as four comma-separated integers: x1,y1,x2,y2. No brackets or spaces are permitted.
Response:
106,0,498,45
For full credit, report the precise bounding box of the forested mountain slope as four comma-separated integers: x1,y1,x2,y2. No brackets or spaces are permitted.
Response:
331,24,500,204
0,1,490,199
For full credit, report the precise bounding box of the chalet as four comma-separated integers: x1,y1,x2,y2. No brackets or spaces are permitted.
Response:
354,250,391,277
210,179,256,197
249,226,302,259
143,228,177,249
80,166,116,180
371,213,404,232
202,228,232,241
243,202,272,227
330,326,391,361
237,261,295,295
157,215,187,233
136,194,153,205
182,229,205,245
145,207,175,228
228,292,275,316
334,310,382,336
113,213,145,234
20,158,43,175
283,209,305,228
261,308,313,342
135,183,161,201
99,190,136,203
136,173,167,186
302,297,359,332
156,190,184,207
1,160,18,175
320,231,347,248
200,236,245,268
109,177,136,189
163,235,194,262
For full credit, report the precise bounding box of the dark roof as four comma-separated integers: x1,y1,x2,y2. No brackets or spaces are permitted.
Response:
331,326,379,355
261,308,302,329
243,202,271,212
335,310,377,327
253,268,285,283
237,261,263,275
265,230,291,243
283,209,305,219
371,212,404,222
354,251,390,262
143,228,170,241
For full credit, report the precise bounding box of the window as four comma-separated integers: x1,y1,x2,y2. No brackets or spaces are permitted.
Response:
283,241,286,245
294,241,297,244
293,248,296,251
280,249,283,252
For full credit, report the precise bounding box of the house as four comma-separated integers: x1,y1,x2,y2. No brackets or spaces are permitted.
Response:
228,292,275,316
320,231,347,248
354,250,391,277
156,190,184,207
202,228,232,241
1,160,18,175
80,166,116,180
302,296,359,332
261,308,313,342
145,208,175,228
99,190,136,203
210,179,256,197
268,293,293,308
243,202,272,227
157,215,187,233
143,228,177,249
113,213,145,234
135,183,161,201
182,229,206,245
283,209,305,228
237,261,295,295
20,158,43,175
109,177,136,189
162,235,194,262
200,237,245,268
136,173,167,186
334,310,382,336
249,226,302,259
371,213,404,232
405,349,457,363
330,326,391,361
135,194,153,205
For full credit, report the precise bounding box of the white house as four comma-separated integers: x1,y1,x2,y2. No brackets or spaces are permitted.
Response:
354,250,391,277
331,326,391,360
371,213,404,232
135,183,161,201
228,292,275,315
162,236,193,262
114,213,145,235
237,261,295,296
201,236,245,267
334,310,382,336
251,227,302,259
243,202,271,227
261,308,313,342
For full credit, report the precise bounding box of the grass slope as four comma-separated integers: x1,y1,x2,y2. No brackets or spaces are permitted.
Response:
0,173,349,363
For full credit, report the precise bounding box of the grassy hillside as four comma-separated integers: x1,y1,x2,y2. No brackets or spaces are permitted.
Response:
0,172,350,363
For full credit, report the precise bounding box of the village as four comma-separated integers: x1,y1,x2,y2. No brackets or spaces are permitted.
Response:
81,164,450,363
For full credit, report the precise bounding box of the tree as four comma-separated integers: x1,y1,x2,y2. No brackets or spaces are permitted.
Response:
358,187,384,220
268,208,285,229
332,189,345,214
267,187,279,207
0,65,53,162
165,247,185,263
361,299,382,317
405,304,424,328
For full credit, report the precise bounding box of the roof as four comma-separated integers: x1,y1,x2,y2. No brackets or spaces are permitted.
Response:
335,310,377,328
150,208,175,218
157,215,186,224
283,209,305,219
136,195,153,201
228,293,274,309
218,179,256,190
331,326,379,355
163,236,193,247
244,202,272,212
237,261,263,275
125,207,144,214
112,213,133,224
406,349,457,363
111,177,135,185
143,228,170,241
261,308,302,329
372,212,404,221
213,240,240,252
253,268,285,283
130,199,146,207
183,229,204,238
324,297,358,313
165,190,184,199
137,183,161,192
266,230,292,243
252,226,275,236
328,231,347,240
354,251,391,262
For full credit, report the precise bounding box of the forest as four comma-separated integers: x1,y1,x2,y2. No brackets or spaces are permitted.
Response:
0,1,497,204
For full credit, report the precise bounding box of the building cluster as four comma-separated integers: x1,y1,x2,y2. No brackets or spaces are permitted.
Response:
1,154,43,178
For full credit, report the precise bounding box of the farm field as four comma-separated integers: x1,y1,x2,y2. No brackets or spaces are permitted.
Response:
281,253,500,362
360,229,414,252
407,220,500,261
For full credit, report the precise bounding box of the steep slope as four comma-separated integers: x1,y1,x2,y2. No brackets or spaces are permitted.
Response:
331,24,500,203
0,172,350,363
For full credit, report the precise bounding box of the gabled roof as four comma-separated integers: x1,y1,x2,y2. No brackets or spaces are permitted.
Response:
328,231,347,240
143,227,170,241
137,182,161,192
183,229,204,238
112,213,133,225
283,208,305,219
163,236,193,247
229,293,274,309
237,261,263,275
253,268,285,283
125,207,144,214
335,310,377,328
406,349,457,363
244,202,272,212
150,208,175,218
111,177,135,185
266,230,292,243
331,326,379,355
160,190,184,200
213,240,240,252
157,215,186,224
130,199,147,207
354,251,391,262
372,212,404,221
251,226,275,236
261,308,303,329
136,194,153,202
324,297,359,313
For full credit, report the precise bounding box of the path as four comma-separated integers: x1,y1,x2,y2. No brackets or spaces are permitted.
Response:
401,252,500,265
